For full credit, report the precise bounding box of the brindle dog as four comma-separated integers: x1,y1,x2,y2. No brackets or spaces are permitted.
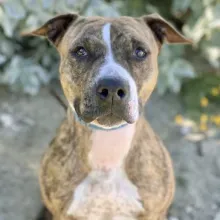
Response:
26,13,191,220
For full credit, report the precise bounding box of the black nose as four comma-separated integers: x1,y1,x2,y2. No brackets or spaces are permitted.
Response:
96,77,128,101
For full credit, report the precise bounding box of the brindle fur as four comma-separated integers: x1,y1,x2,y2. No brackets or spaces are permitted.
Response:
26,13,191,220
40,111,174,220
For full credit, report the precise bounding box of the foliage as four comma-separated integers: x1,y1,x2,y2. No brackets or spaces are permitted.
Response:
174,75,220,137
181,75,220,111
146,0,219,94
176,0,220,69
157,45,195,94
0,0,219,95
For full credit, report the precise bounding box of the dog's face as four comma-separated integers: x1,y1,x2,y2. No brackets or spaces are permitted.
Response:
28,14,190,129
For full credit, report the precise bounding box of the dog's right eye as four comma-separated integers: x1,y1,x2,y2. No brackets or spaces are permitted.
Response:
72,46,88,58
134,47,147,59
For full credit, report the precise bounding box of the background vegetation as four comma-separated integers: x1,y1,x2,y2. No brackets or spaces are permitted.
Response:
0,0,219,95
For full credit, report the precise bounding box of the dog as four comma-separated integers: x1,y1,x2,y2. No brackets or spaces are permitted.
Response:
26,13,191,220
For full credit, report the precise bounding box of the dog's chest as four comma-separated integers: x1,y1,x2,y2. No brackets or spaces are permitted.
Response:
67,125,144,219
67,169,144,219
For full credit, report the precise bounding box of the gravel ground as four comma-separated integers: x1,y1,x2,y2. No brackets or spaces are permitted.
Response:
0,86,219,220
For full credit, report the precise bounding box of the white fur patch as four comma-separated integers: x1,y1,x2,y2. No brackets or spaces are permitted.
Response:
102,23,114,63
67,168,144,219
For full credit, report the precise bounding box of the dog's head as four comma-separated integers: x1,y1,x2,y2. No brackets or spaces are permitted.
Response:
27,14,191,129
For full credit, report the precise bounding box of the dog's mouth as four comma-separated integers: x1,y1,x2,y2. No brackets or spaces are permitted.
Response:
76,109,128,129
92,113,127,129
73,100,138,129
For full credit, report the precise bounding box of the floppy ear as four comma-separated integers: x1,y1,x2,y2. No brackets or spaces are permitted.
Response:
22,13,79,46
142,13,192,45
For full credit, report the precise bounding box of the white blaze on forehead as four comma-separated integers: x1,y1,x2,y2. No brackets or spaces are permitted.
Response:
102,23,114,62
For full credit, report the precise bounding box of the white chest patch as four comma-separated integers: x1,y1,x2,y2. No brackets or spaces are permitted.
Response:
67,169,144,220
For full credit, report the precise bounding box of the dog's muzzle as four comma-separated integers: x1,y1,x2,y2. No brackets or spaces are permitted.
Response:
87,75,137,127
74,64,139,129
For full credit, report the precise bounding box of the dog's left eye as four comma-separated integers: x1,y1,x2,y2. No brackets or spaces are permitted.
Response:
135,47,147,59
73,46,88,57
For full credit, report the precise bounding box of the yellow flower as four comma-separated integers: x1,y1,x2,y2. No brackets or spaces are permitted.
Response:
200,97,209,107
199,123,208,131
211,87,219,96
210,115,220,126
214,115,220,126
200,114,208,123
175,114,183,125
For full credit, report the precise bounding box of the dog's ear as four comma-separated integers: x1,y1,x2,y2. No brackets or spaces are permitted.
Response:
142,13,192,45
22,13,79,46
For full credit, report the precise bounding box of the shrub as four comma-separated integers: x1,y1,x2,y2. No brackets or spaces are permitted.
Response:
0,0,219,95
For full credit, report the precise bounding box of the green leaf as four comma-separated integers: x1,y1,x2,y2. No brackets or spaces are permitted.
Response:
0,56,50,95
0,54,7,65
172,0,192,15
85,0,120,17
0,36,15,57
3,0,26,19
170,59,196,79
0,15,19,37
42,0,56,10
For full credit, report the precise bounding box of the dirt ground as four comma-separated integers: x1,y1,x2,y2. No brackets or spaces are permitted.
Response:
0,86,219,220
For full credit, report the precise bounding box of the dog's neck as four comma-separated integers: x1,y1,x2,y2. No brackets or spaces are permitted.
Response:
67,108,136,171
89,123,136,170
